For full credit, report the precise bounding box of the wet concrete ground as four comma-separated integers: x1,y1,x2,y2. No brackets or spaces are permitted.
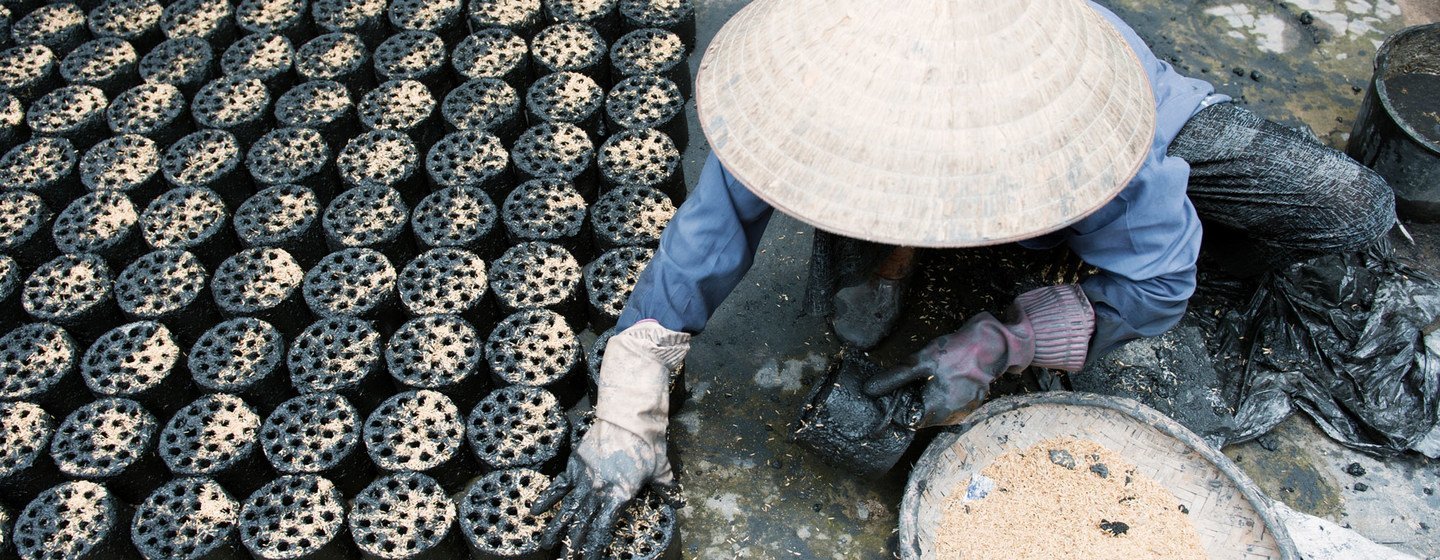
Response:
668,1,1440,558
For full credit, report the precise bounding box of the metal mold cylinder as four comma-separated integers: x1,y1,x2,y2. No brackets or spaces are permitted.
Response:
130,477,243,560
387,0,463,46
0,136,80,210
0,190,56,268
617,0,692,47
139,186,237,268
0,44,60,104
385,316,486,407
349,471,461,560
582,246,653,332
246,126,334,192
221,32,295,92
467,0,542,38
362,390,471,489
22,253,116,339
487,242,583,327
465,385,567,473
510,122,595,190
25,84,108,150
79,133,164,206
501,178,589,257
321,185,411,262
358,79,437,147
597,127,682,202
526,71,602,140
234,0,311,44
239,475,352,560
86,0,163,53
484,308,584,403
14,481,133,560
294,32,372,93
0,402,60,506
397,248,491,325
310,0,384,46
188,317,289,409
451,29,529,92
424,129,510,195
457,468,553,560
259,395,370,494
442,78,521,142
590,184,673,250
79,321,193,416
113,249,213,333
160,130,247,208
373,30,447,89
159,0,235,44
0,323,81,413
302,248,400,322
275,79,358,148
337,129,420,191
608,28,687,97
159,394,268,497
191,75,272,145
287,317,386,408
52,190,143,268
233,184,323,263
58,37,138,97
210,247,309,335
531,22,606,85
137,37,216,96
105,83,190,149
10,3,88,54
604,74,685,152
49,397,163,502
410,185,501,257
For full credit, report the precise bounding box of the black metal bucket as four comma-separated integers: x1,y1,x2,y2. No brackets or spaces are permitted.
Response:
1348,23,1440,221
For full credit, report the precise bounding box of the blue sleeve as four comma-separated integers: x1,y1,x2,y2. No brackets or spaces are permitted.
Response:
615,153,775,334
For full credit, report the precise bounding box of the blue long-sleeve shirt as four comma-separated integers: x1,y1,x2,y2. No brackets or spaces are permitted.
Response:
617,2,1223,358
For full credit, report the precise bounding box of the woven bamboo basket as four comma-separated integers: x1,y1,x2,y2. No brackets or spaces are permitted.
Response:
899,392,1298,559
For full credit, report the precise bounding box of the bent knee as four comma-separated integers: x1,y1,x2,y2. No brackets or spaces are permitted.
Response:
1307,163,1396,252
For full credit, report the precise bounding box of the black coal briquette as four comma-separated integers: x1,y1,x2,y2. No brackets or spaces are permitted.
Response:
358,79,437,144
159,0,235,44
158,394,268,495
397,247,491,323
301,248,399,321
79,134,163,205
136,36,215,96
0,257,19,328
87,0,163,52
363,390,469,483
0,323,80,412
525,71,603,139
293,32,373,92
609,28,688,97
604,74,686,151
424,129,510,194
618,0,693,42
337,129,420,191
410,185,501,256
191,75,272,144
601,488,678,560
310,0,384,46
221,32,295,91
487,242,583,324
597,127,682,201
58,37,138,97
0,136,79,209
465,385,567,472
246,126,333,190
25,84,109,151
442,78,522,142
467,0,541,38
14,481,129,560
114,249,212,329
0,188,56,268
234,0,311,43
49,397,163,501
387,0,463,45
484,309,584,402
274,79,357,143
159,130,246,206
501,178,589,256
238,475,351,560
188,317,288,407
583,246,653,331
0,401,61,506
79,321,193,415
531,22,607,85
321,185,411,261
131,477,241,560
10,3,87,53
139,186,238,266
0,94,20,153
233,184,323,261
259,395,371,492
210,247,308,334
457,468,553,560
590,184,673,250
349,471,461,560
105,84,190,148
385,315,484,399
52,190,143,266
0,44,59,104
372,32,447,88
451,28,529,91
287,317,386,403
511,122,595,187
542,0,618,42
21,253,116,336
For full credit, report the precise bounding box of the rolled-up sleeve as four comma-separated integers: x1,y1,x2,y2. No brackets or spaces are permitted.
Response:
616,153,775,334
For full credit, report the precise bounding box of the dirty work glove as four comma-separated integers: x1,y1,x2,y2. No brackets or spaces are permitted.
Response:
532,321,689,559
864,285,1094,428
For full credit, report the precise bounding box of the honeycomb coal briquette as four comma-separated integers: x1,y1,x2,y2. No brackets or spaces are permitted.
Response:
0,187,56,268
582,246,652,331
274,79,357,142
337,129,419,191
159,0,235,44
0,401,61,506
464,385,566,472
600,488,677,560
0,44,59,104
139,186,238,267
246,126,333,190
10,2,87,53
310,0,385,46
301,248,399,320
531,22,607,84
105,83,190,148
210,247,308,334
604,74,686,151
259,394,369,487
441,78,521,141
525,71,602,138
618,0,692,44
0,94,20,152
0,136,80,209
234,0,311,43
137,37,215,95
238,475,350,560
191,75,272,143
286,317,385,401
511,122,595,187
25,84,109,150
86,0,163,52
384,315,484,396
79,133,164,204
51,190,142,266
0,323,80,412
467,0,541,38
0,256,22,328
597,127,682,201
159,129,245,205
590,184,673,250
158,394,267,495
79,321,194,415
397,247,490,323
609,28,688,96
232,184,323,260
424,129,509,194
349,471,460,560
410,185,500,256
293,32,372,92
483,309,584,401
21,253,116,335
221,32,295,91
371,31,447,92
358,79,437,142
386,0,462,45
58,37,138,96
456,468,553,560
48,397,163,501
320,185,410,260
363,390,467,478
487,241,582,319
130,477,242,560
14,481,129,560
188,317,288,407
451,28,529,91
542,0,619,42
501,178,589,255
113,249,212,328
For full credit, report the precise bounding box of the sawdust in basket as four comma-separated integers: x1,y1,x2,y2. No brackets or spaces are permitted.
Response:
936,437,1207,560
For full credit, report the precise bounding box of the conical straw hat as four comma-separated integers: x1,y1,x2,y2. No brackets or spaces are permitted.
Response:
696,0,1157,247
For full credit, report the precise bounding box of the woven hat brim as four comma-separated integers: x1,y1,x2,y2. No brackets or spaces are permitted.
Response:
696,0,1157,248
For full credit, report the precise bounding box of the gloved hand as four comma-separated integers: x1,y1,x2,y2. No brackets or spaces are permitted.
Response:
532,321,689,559
863,285,1094,427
